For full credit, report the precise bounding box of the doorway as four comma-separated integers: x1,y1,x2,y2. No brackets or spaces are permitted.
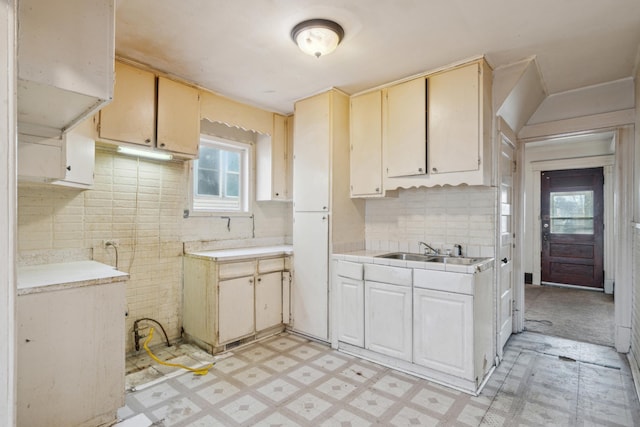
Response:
540,167,604,289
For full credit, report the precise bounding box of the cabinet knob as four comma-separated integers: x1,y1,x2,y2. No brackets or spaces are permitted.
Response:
159,142,165,147
418,168,423,172
432,167,438,173
145,138,151,144
249,278,253,284
275,192,279,196
501,258,508,264
322,206,327,210
257,278,262,283
375,188,380,192
66,165,71,171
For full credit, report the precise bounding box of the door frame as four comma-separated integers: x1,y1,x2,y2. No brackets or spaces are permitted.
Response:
496,118,520,358
530,157,614,292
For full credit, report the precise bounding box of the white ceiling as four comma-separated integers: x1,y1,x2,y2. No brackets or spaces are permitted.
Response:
115,0,640,115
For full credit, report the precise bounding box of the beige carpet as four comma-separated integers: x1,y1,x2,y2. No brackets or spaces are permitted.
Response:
524,284,615,347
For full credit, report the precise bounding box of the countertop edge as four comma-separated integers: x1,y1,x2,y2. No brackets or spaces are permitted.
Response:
18,275,129,296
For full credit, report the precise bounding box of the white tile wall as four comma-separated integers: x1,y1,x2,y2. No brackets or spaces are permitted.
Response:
17,149,292,353
365,186,497,257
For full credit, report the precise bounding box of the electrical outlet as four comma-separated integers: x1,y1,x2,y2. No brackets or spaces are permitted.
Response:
103,239,119,248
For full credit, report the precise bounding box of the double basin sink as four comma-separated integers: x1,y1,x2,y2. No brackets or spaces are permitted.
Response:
376,252,485,266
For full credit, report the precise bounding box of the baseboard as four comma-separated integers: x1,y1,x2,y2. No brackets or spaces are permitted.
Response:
627,351,640,404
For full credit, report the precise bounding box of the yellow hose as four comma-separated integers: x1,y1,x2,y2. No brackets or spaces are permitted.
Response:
143,327,213,376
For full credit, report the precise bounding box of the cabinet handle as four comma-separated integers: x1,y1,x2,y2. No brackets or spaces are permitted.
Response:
501,258,508,264
145,138,151,144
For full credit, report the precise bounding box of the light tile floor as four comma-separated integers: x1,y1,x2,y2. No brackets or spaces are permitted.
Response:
119,332,640,426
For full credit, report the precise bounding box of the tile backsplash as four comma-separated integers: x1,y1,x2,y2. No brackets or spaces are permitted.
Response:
17,149,292,353
365,186,497,258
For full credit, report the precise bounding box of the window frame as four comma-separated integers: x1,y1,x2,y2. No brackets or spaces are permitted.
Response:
189,135,253,216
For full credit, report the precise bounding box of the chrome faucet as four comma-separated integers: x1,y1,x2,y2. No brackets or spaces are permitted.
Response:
418,241,438,255
453,244,463,257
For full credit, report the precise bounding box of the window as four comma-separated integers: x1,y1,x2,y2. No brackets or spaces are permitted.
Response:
192,136,250,213
549,190,594,234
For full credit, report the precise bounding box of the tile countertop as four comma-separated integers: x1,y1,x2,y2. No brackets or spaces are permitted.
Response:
186,245,293,261
332,250,495,274
17,260,129,295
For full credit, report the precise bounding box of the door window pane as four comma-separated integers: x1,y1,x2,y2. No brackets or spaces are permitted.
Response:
549,191,594,234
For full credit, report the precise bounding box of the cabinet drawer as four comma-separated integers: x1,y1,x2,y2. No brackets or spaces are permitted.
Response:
413,269,474,294
337,261,363,280
365,264,412,286
218,261,255,280
258,258,285,274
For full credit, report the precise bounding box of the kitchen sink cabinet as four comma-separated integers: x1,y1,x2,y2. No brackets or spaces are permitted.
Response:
350,91,383,197
413,288,474,379
365,280,412,361
413,267,494,388
98,61,200,157
332,255,495,394
335,261,365,347
183,253,289,353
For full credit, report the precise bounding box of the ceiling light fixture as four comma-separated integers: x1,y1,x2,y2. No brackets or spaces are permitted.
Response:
117,146,173,161
291,19,344,58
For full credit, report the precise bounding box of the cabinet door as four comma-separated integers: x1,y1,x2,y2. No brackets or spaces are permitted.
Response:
157,76,200,156
385,78,426,177
350,91,382,197
292,212,329,340
256,114,289,201
337,276,364,347
55,119,95,187
293,92,330,212
428,63,480,174
364,281,412,361
218,276,255,344
99,61,155,146
255,272,283,331
413,288,474,380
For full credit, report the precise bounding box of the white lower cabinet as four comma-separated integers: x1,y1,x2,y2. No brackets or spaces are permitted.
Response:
337,276,364,347
256,272,284,331
413,288,473,379
332,257,495,395
183,254,289,353
365,280,412,361
218,276,255,344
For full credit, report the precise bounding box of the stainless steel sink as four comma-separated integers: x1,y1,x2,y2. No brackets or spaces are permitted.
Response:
376,252,484,265
375,252,438,262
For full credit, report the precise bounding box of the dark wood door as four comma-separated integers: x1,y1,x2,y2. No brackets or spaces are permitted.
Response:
541,167,604,288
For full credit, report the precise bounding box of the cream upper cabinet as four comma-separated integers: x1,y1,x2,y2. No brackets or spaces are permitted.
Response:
98,61,200,156
350,91,383,197
99,61,155,146
428,62,480,175
256,113,290,201
384,77,427,178
157,76,200,155
293,92,331,212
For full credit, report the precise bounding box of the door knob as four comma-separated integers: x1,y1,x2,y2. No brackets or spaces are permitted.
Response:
501,258,508,264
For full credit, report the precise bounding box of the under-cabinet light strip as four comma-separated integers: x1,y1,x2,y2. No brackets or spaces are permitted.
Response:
117,146,173,161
